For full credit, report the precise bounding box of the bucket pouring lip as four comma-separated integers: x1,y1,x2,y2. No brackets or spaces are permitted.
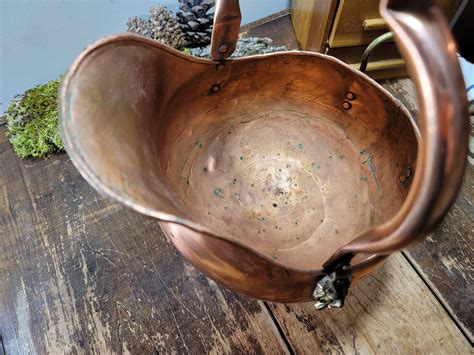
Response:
59,33,419,275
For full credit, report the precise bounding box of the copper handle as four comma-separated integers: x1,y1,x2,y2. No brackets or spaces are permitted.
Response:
325,0,469,268
210,0,241,60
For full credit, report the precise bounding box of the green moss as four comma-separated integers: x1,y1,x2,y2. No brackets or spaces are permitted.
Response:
6,78,63,159
181,47,191,55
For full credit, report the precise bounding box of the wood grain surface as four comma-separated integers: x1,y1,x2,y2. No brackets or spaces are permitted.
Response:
239,10,297,49
0,13,472,354
382,78,474,342
269,253,471,354
0,127,288,353
290,0,337,52
407,165,474,342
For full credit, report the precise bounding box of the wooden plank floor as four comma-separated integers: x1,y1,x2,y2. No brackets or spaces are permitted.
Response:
0,132,287,353
382,79,474,342
270,254,469,354
1,11,472,354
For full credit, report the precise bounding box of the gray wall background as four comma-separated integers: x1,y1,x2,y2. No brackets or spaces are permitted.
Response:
0,0,290,112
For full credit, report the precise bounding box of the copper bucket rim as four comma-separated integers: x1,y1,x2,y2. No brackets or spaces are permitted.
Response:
59,33,421,274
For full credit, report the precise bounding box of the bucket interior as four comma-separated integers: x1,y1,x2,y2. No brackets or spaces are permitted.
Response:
63,40,418,271
156,55,418,269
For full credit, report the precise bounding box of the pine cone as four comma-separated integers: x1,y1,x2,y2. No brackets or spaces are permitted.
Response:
176,0,215,47
149,6,185,49
126,7,185,49
127,16,152,38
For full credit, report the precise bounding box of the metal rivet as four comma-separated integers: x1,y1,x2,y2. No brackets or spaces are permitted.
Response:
399,175,407,183
405,167,412,178
218,44,228,53
211,84,220,92
342,101,352,110
345,91,356,100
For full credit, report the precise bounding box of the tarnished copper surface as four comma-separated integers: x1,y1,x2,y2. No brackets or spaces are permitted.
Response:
60,0,468,303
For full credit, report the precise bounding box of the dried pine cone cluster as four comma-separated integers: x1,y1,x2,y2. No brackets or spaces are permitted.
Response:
127,16,152,38
126,1,215,49
127,6,185,49
177,0,215,47
150,5,185,49
125,1,288,58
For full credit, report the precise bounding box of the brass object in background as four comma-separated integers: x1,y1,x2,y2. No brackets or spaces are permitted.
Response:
60,0,468,306
291,0,464,79
362,18,388,31
359,32,395,73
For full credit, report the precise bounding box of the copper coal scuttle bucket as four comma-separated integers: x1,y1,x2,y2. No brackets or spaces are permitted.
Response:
60,0,469,309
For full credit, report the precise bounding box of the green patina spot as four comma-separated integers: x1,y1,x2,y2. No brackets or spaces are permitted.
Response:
258,216,265,221
297,143,304,150
370,211,376,225
240,156,244,160
195,141,204,149
213,188,224,198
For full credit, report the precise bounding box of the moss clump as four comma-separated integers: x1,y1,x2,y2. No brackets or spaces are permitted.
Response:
6,78,63,158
